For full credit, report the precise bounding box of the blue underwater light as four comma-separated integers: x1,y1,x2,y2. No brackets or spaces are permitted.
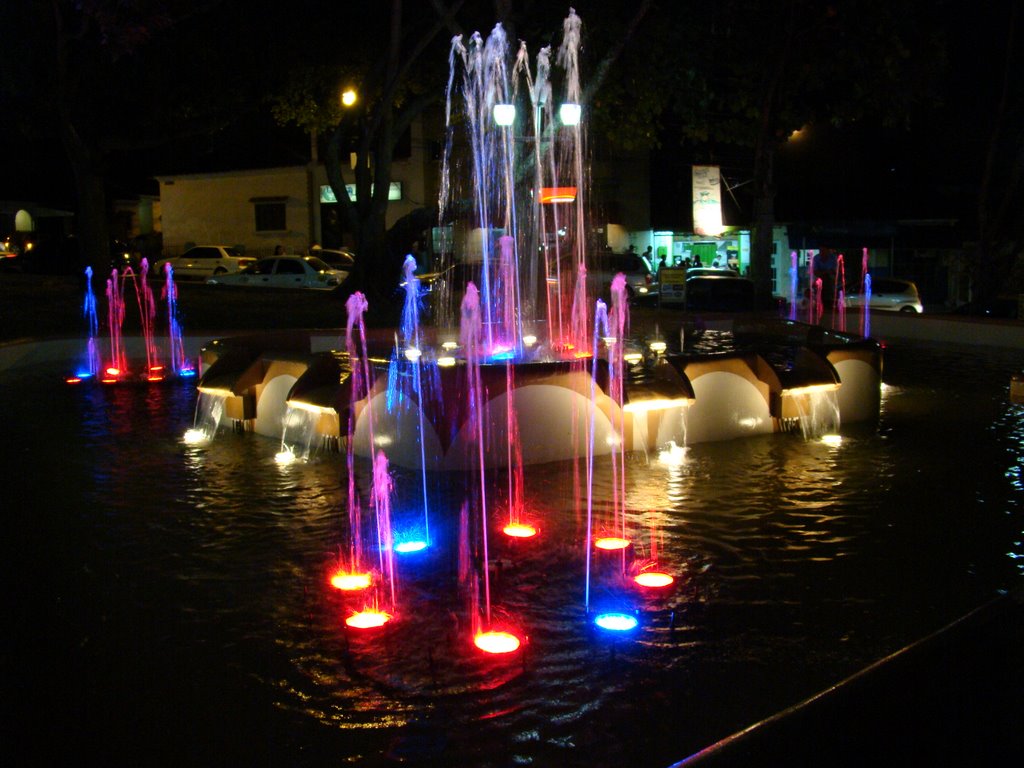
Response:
394,540,428,554
594,612,639,632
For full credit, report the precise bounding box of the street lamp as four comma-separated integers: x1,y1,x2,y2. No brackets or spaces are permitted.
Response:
493,103,516,126
341,88,357,108
559,102,581,126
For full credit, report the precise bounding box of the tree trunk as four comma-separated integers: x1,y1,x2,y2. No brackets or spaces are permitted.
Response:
60,121,109,275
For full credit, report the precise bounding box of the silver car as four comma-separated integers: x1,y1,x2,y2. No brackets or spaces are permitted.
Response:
845,277,923,313
206,255,348,290
154,245,255,280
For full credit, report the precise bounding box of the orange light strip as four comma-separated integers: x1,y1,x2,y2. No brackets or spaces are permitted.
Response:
539,186,577,204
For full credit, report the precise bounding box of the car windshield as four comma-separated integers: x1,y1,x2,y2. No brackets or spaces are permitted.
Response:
304,256,332,271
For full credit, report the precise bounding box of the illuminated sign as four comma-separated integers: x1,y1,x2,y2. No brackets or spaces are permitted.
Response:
692,165,724,236
320,182,402,203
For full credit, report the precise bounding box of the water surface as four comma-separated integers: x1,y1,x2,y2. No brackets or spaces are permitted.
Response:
3,341,1022,766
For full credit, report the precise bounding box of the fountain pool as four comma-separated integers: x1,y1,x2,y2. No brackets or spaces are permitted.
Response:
3,339,1022,766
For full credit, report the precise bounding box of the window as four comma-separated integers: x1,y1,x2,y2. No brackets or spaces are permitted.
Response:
251,197,287,232
276,259,304,275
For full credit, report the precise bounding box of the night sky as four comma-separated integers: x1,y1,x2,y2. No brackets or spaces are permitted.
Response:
1,2,1017,233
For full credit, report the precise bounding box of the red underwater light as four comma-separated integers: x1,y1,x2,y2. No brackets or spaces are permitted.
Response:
502,523,537,538
330,571,372,591
345,610,392,629
634,571,674,588
474,631,521,654
594,536,631,551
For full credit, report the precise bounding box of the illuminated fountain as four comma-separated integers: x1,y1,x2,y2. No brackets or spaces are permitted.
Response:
68,260,195,386
188,10,884,652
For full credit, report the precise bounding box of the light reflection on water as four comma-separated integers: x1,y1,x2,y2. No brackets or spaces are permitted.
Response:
3,341,1023,766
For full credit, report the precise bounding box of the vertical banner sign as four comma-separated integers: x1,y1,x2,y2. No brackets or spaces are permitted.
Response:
692,165,723,236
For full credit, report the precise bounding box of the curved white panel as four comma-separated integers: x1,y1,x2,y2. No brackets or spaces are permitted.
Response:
255,374,298,438
473,384,617,467
352,392,446,470
833,359,881,424
685,371,773,444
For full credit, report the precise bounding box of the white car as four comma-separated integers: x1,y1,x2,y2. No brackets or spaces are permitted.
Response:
589,252,656,301
205,255,349,290
845,278,923,314
154,245,255,280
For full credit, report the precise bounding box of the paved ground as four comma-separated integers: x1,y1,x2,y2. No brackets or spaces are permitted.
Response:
670,589,1024,767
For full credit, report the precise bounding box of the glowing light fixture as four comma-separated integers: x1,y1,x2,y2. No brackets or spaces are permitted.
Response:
658,441,687,466
474,630,521,654
503,523,537,538
624,351,643,365
65,377,82,384
182,428,208,445
330,571,371,591
821,433,843,446
404,347,422,362
275,448,297,465
648,340,667,354
493,103,516,126
539,187,577,204
634,571,674,588
345,610,392,629
341,88,357,107
441,340,458,351
594,536,631,551
522,334,537,347
437,356,456,368
624,397,691,414
594,613,638,631
394,540,428,553
784,383,840,396
559,102,581,126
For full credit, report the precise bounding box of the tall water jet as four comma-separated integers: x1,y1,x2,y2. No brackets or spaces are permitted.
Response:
332,292,377,598
805,250,817,325
163,263,191,376
860,247,872,339
788,251,799,322
438,10,589,357
585,277,631,612
398,255,431,548
81,266,100,378
833,252,847,333
104,268,127,378
863,273,872,340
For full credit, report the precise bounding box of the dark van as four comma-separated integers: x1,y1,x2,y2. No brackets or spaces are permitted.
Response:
684,274,756,312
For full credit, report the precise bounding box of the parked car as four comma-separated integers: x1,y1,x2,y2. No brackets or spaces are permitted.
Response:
154,245,255,280
589,251,656,301
683,274,756,312
659,266,738,306
205,255,349,290
313,247,356,271
844,278,923,314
